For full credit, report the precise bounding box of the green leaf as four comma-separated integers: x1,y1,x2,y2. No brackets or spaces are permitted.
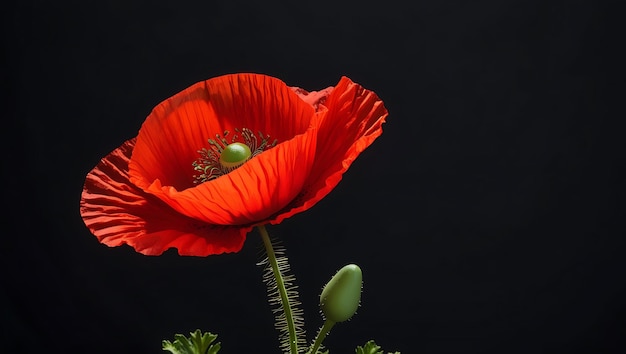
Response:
355,340,400,354
162,329,221,354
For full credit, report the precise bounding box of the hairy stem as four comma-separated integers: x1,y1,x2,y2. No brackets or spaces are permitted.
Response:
258,224,299,354
308,319,335,354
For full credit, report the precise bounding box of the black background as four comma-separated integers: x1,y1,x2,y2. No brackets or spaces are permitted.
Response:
3,1,624,353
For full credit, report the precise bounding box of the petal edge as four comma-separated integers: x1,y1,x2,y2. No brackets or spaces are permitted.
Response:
80,139,249,256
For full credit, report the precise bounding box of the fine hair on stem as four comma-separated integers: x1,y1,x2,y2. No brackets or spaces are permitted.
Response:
257,225,307,353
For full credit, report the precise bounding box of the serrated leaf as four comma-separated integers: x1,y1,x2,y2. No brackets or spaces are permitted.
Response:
355,340,400,354
162,329,221,354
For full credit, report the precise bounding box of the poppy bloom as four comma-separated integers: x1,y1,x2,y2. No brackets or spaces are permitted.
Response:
80,73,388,256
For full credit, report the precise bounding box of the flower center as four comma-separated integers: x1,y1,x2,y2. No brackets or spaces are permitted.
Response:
192,128,277,184
219,142,252,169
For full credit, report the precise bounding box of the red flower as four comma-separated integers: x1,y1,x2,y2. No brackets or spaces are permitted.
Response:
80,74,388,256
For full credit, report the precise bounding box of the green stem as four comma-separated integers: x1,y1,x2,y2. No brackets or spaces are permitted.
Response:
307,319,335,354
258,224,299,354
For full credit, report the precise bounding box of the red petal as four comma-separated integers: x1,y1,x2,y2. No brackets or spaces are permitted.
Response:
128,73,319,225
129,73,315,191
80,139,249,256
271,77,388,223
139,127,318,225
291,86,334,112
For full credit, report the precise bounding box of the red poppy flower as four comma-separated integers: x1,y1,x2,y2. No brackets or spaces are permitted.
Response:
80,73,388,256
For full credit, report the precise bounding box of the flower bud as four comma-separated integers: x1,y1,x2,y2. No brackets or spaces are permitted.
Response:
319,264,362,323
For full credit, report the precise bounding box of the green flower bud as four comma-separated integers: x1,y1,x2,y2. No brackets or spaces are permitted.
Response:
319,264,362,323
219,142,252,169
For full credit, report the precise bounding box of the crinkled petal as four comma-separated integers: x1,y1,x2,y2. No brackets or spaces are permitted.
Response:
291,86,334,112
141,126,318,225
129,73,315,191
271,76,388,223
80,139,249,256
81,74,387,257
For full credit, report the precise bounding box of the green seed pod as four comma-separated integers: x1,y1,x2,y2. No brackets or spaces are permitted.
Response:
319,264,362,323
219,142,252,169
